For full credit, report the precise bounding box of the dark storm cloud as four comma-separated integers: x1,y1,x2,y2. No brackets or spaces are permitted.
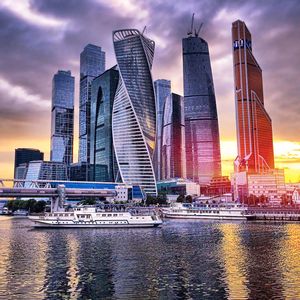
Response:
0,0,299,144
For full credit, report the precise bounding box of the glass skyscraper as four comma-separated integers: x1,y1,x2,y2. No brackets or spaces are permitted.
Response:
232,20,274,173
154,79,171,181
112,29,157,195
90,66,119,182
78,44,105,163
50,70,74,165
183,32,221,184
161,93,186,180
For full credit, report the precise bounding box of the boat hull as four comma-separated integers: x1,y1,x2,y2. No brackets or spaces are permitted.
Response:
163,213,251,220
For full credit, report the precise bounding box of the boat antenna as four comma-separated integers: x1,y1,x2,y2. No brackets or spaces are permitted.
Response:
187,13,195,36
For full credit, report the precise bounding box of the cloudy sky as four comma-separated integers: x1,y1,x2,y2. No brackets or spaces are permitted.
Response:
0,0,300,181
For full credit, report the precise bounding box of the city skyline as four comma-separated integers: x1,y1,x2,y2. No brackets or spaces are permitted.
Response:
1,1,300,181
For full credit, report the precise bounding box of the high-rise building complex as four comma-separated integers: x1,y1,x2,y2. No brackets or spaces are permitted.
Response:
112,29,157,195
183,26,221,184
232,20,274,173
14,148,44,178
78,44,105,163
50,70,74,165
90,66,119,182
154,79,171,181
161,93,186,180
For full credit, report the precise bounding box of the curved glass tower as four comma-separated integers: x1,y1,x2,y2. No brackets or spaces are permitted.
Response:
112,29,157,195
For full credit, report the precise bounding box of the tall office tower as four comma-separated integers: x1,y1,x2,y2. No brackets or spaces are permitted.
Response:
112,29,157,195
161,93,186,180
232,20,274,173
14,148,44,178
50,70,74,165
154,79,171,181
90,66,119,182
183,26,221,184
78,44,105,163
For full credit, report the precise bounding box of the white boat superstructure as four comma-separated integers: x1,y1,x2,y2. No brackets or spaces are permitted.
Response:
163,202,254,220
29,205,162,228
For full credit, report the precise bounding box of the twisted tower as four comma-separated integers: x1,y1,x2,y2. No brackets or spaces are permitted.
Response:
112,29,157,195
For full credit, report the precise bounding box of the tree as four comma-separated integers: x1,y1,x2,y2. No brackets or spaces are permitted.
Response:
185,195,193,203
176,195,185,203
80,198,96,205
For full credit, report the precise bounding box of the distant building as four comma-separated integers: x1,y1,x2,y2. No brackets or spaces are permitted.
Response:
50,70,74,165
15,163,28,179
157,178,200,196
232,169,285,204
78,44,106,163
232,20,274,173
183,24,221,184
14,148,44,178
112,29,157,195
161,93,186,180
206,176,232,196
154,79,171,181
24,160,68,182
69,162,90,182
90,66,119,182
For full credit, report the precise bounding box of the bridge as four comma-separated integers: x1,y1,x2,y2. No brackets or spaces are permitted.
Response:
0,179,119,212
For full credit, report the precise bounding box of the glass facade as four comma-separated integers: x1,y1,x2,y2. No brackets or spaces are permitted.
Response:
79,44,106,163
183,34,221,184
14,148,44,178
112,29,157,195
161,93,186,180
232,20,274,173
90,67,119,182
154,79,171,181
50,70,74,165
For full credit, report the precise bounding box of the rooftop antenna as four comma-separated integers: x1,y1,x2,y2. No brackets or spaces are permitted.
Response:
187,13,195,36
195,22,203,37
142,26,147,35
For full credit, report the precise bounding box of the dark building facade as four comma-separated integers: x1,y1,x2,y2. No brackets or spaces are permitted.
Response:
90,67,119,182
161,93,186,180
232,20,274,173
153,79,171,181
78,44,105,163
50,70,74,165
183,31,221,184
14,148,44,178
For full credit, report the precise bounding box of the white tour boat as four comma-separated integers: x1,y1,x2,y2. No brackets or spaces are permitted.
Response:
163,202,254,220
29,205,162,228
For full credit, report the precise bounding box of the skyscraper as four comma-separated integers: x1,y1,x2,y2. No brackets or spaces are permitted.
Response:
154,79,171,181
112,29,157,195
78,44,106,163
183,27,221,184
232,20,274,173
90,66,119,182
161,93,186,180
50,70,74,165
14,148,44,178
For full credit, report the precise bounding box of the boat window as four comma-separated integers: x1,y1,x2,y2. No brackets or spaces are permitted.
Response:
113,214,118,217
102,214,106,217
107,214,112,217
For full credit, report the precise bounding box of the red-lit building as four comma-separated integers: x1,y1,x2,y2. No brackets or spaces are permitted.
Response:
232,20,274,174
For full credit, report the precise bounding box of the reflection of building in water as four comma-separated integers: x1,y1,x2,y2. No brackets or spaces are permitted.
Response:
218,223,249,299
281,224,300,299
4,220,47,298
244,226,285,299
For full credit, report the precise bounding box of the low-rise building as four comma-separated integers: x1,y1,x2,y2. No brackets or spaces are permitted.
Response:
157,178,200,196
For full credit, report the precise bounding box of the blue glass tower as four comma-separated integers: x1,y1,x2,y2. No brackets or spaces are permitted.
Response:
112,29,157,195
78,44,105,163
50,70,74,165
183,32,221,184
90,66,119,182
154,79,171,181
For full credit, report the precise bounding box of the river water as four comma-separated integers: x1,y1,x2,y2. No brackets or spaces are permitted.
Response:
1,216,300,299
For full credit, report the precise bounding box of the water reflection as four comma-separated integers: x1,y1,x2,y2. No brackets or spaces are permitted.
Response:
218,223,249,299
281,224,300,299
1,218,300,299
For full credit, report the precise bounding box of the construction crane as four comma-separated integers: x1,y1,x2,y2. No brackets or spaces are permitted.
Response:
187,13,204,37
187,13,195,36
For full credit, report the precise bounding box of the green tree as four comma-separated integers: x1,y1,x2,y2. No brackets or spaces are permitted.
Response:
185,195,193,203
176,195,185,203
